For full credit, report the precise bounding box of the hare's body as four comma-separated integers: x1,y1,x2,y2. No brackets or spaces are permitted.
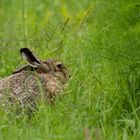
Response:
0,71,62,108
0,58,69,113
0,71,63,98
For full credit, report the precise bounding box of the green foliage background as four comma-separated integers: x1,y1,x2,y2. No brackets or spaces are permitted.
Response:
0,0,140,139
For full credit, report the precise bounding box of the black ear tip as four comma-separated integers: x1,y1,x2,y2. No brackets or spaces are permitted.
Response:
20,48,30,53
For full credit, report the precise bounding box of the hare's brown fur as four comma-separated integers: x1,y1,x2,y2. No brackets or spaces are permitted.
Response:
0,59,70,112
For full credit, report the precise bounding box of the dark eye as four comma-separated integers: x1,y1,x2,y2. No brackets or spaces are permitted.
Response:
56,63,63,70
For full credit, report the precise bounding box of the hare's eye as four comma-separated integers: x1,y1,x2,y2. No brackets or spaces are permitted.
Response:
56,63,63,70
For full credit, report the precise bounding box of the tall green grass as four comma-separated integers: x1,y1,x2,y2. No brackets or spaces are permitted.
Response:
0,0,140,139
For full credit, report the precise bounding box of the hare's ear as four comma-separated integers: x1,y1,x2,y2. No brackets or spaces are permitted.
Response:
13,65,38,74
20,48,41,67
20,48,49,73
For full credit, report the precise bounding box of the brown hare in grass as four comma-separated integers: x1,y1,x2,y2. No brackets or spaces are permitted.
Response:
0,48,70,114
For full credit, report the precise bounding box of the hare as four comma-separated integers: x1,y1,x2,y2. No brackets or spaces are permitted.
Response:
0,48,70,114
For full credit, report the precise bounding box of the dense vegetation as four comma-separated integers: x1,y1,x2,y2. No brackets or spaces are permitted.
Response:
0,0,140,139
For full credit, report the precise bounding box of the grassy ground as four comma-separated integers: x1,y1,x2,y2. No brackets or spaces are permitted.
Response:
0,0,140,139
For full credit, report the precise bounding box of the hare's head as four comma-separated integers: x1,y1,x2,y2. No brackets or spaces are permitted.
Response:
40,59,70,83
13,48,70,84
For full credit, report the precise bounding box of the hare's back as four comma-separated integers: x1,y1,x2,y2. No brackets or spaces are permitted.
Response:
0,72,43,105
0,71,63,105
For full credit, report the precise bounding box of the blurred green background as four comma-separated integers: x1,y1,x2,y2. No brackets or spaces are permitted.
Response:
0,0,140,139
